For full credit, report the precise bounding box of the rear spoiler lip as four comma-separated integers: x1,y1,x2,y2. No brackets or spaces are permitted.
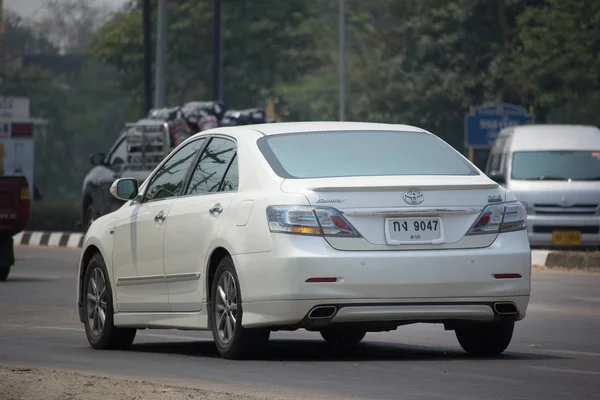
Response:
309,183,499,192
340,206,483,216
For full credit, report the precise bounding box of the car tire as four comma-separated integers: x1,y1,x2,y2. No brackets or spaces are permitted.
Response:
83,204,98,232
320,327,367,346
0,265,10,281
210,256,270,360
83,253,136,350
455,320,514,356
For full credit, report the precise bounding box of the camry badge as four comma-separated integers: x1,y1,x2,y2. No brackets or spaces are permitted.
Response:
403,189,424,205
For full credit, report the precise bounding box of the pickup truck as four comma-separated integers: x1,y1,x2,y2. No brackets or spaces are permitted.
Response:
0,176,30,281
81,120,174,231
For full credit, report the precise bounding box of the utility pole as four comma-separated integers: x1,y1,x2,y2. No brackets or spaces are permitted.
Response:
142,0,152,115
338,0,346,121
154,0,167,108
212,0,221,101
0,0,4,77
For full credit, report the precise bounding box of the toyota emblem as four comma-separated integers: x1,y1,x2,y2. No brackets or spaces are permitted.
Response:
403,189,424,205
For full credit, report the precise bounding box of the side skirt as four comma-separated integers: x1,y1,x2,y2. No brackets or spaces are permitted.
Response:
113,309,209,330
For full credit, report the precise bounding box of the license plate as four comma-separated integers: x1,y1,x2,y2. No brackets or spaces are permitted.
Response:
385,218,443,245
552,230,581,246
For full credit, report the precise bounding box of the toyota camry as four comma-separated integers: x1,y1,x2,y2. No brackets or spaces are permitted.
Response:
77,122,531,359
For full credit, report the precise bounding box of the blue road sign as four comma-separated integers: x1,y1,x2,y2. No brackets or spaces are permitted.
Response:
465,103,533,148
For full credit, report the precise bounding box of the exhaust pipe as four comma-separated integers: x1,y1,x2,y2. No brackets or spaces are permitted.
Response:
308,306,337,319
494,302,518,315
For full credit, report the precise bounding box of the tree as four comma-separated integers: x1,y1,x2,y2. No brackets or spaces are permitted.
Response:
92,0,324,113
35,0,115,53
506,0,600,124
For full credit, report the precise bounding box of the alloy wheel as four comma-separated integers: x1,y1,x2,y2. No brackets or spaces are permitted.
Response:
215,271,238,344
86,267,108,337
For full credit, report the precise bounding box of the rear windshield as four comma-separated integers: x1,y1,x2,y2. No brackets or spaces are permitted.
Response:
257,130,477,179
512,151,600,181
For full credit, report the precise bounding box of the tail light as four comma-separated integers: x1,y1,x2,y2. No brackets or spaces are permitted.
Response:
467,201,527,235
267,205,361,237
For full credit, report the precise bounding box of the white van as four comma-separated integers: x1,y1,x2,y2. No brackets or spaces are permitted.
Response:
485,124,600,248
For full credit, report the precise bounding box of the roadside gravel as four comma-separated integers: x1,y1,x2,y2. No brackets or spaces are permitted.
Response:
0,367,270,400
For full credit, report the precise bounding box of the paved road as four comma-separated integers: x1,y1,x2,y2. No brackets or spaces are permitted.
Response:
1,247,599,400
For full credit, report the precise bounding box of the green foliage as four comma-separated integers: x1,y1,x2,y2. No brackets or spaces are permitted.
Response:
5,0,600,203
506,0,600,123
92,0,323,110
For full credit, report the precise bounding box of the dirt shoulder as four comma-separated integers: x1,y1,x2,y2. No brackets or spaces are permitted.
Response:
0,366,270,400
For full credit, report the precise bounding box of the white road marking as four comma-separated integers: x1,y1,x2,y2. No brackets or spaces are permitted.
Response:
541,349,600,358
29,232,43,246
67,233,83,248
13,232,23,244
525,366,600,376
570,296,600,303
48,232,63,247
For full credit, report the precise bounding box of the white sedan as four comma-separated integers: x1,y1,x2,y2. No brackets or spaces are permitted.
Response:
77,122,531,359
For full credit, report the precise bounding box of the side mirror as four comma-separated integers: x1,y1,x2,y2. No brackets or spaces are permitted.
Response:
110,178,139,201
488,172,506,185
90,153,106,166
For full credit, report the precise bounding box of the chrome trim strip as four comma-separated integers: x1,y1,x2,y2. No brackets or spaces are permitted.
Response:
116,275,165,286
341,206,482,216
332,305,495,323
311,184,498,192
165,273,201,283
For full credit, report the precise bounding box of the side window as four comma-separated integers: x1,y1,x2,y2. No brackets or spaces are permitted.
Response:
108,139,127,167
186,137,237,195
144,138,206,202
221,155,238,192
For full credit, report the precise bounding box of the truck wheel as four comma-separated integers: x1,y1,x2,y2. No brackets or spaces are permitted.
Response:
0,265,10,281
0,236,14,281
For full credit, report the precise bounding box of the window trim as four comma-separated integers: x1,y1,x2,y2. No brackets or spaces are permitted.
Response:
140,136,209,204
106,137,127,166
180,135,239,198
218,153,238,193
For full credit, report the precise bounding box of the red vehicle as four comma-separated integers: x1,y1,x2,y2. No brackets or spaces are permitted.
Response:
0,176,30,281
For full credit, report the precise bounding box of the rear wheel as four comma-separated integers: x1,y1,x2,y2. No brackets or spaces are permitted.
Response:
455,320,514,356
210,256,270,359
83,253,136,350
320,327,366,346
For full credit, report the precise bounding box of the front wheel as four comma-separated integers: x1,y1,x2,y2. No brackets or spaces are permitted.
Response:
320,328,366,346
83,253,136,350
210,256,270,359
455,320,514,356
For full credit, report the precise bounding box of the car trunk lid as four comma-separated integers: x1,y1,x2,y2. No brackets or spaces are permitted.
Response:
281,175,504,250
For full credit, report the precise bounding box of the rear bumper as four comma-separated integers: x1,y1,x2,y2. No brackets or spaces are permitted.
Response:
241,296,529,328
527,214,600,247
234,230,531,328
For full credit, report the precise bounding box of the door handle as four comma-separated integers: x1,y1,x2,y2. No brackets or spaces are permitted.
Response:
154,211,166,223
209,204,223,215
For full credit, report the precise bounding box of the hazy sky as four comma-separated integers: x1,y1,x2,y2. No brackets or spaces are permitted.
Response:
5,0,127,19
